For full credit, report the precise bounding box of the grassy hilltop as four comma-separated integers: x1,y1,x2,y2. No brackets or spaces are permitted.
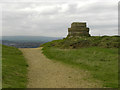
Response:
41,36,119,49
41,36,119,88
2,45,28,88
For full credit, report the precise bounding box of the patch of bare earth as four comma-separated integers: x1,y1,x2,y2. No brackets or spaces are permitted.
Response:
20,48,102,88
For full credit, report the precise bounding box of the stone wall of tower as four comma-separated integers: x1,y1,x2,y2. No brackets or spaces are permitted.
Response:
67,22,90,37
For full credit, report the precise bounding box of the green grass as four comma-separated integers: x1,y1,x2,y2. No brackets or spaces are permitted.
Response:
41,36,119,49
2,45,28,88
42,46,118,88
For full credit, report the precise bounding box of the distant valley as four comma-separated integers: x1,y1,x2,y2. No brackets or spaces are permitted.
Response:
1,36,63,48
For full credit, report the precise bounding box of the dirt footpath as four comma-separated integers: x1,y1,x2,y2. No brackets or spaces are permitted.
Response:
20,48,101,88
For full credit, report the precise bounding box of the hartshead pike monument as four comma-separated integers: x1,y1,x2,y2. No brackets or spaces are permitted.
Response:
67,22,90,37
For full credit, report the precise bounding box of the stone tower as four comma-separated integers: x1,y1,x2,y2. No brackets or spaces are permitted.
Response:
67,22,90,37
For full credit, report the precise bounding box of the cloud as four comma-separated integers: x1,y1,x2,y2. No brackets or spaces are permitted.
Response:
1,0,118,37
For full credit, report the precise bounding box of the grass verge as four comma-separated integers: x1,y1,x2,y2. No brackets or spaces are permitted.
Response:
42,46,118,88
2,45,28,88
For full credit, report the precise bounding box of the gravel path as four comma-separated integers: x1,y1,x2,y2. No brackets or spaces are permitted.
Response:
20,48,101,88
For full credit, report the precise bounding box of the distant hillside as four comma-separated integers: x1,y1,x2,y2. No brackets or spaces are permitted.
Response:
2,36,63,42
2,40,45,48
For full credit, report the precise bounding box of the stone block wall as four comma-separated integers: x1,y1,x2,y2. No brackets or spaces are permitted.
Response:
67,22,90,37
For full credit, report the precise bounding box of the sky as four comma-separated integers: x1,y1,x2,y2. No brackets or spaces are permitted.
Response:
0,0,119,37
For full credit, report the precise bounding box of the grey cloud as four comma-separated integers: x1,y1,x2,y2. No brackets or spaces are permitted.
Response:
2,1,118,37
